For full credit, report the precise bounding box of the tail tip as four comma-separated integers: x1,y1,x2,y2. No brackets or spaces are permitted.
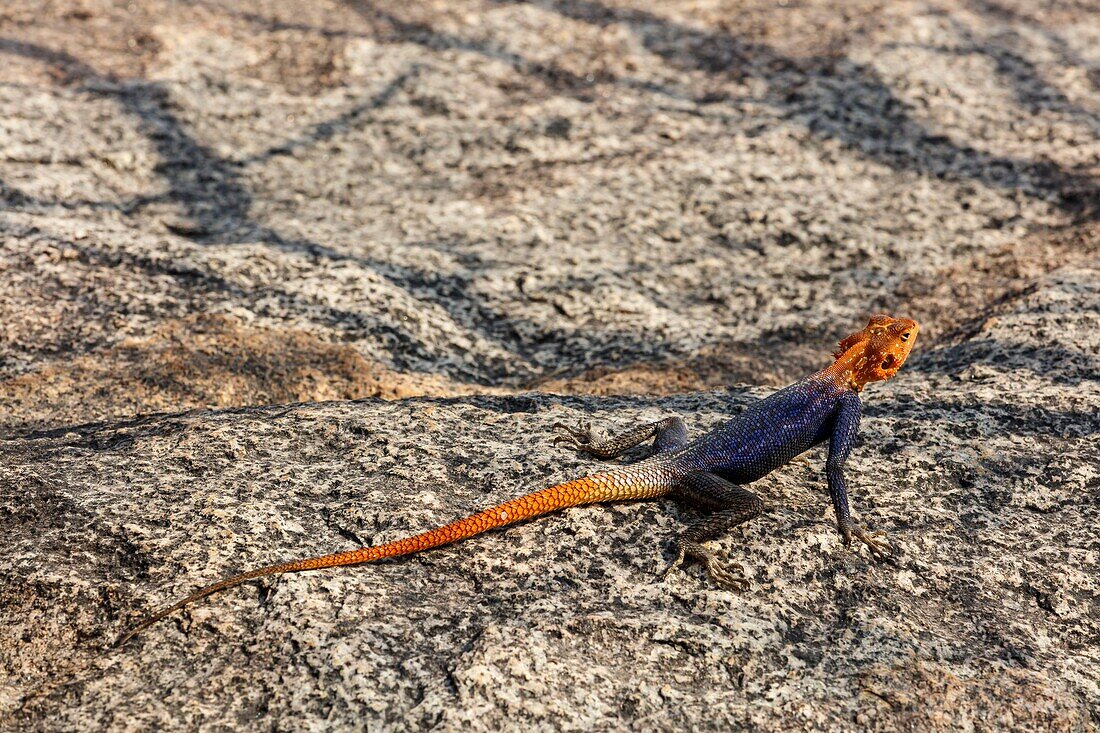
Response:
111,619,151,649
111,629,136,649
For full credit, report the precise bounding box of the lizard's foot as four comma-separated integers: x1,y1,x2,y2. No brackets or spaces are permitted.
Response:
702,555,750,591
660,543,750,592
552,420,595,450
844,523,894,562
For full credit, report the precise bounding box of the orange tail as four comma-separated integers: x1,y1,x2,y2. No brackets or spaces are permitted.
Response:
115,466,672,646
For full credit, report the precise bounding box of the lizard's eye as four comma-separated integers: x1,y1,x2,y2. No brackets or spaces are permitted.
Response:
900,331,910,341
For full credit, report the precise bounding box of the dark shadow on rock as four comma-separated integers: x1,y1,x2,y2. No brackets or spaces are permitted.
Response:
915,338,1100,387
0,177,121,213
491,0,1099,220
967,0,1100,94
239,65,422,165
1,404,298,446
4,17,1098,401
360,254,685,371
67,240,503,376
0,36,410,254
1,473,154,582
0,37,98,80
876,6,1100,136
12,223,685,387
868,394,1100,438
202,2,685,101
0,40,539,379
344,2,688,101
2,38,682,384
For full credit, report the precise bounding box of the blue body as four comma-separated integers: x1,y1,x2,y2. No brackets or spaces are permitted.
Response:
664,375,863,529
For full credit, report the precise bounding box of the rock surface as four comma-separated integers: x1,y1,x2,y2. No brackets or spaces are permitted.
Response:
1,1,1098,731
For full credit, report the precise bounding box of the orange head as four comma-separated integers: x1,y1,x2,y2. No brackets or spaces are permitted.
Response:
829,314,919,390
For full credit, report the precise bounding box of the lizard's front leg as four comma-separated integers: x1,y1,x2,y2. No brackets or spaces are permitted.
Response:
553,416,688,459
827,392,894,561
661,472,764,591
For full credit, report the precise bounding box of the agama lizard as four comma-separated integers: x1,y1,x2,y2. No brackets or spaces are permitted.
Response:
115,314,918,646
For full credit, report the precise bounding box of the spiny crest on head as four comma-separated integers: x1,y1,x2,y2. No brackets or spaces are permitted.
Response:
833,314,894,360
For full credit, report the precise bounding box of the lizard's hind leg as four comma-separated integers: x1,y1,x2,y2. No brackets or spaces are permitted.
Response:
662,472,764,591
553,416,688,459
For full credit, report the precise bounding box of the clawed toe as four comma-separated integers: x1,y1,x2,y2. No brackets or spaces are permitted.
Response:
705,559,751,592
851,525,895,561
661,544,750,592
865,541,894,562
552,421,593,445
553,420,600,454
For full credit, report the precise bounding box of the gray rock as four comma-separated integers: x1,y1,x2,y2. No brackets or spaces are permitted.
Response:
3,265,1098,730
0,1,1098,730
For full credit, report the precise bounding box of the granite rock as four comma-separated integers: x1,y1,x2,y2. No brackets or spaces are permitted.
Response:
0,1,1097,730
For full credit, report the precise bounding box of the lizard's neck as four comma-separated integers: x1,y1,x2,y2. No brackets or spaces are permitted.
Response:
818,344,875,392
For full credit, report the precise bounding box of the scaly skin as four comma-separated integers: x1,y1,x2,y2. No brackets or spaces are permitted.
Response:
115,314,918,647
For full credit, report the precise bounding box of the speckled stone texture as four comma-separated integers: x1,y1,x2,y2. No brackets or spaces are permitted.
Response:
1,0,1098,730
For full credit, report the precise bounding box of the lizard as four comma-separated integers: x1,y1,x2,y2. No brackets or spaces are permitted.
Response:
115,314,918,646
